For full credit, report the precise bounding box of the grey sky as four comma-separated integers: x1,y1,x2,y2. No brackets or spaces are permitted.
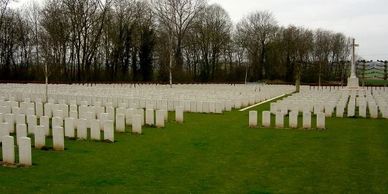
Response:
11,0,388,60
209,0,388,60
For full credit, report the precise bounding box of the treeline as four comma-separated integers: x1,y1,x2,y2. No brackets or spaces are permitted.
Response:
0,0,351,84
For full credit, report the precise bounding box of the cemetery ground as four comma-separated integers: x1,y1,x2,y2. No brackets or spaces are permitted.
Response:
1,100,388,193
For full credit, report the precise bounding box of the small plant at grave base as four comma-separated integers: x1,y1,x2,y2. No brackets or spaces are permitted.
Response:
39,146,52,151
102,139,115,143
1,162,19,168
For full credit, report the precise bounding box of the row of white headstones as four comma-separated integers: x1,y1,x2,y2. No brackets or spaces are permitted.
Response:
249,111,326,129
0,85,290,166
0,84,295,167
272,88,388,119
0,102,185,167
0,84,295,113
248,86,388,129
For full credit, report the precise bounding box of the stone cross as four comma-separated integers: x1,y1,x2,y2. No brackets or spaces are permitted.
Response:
350,38,359,78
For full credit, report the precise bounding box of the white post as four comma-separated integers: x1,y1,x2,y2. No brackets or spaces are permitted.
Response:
169,35,173,88
45,63,48,103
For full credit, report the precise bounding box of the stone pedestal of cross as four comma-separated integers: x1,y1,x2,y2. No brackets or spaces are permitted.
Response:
347,38,360,89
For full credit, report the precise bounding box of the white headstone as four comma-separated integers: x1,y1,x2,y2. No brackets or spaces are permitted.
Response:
52,117,63,128
215,103,223,114
1,136,15,164
382,107,388,119
85,111,94,128
316,113,326,130
53,126,64,151
34,125,46,149
18,137,32,166
359,104,367,118
303,112,311,129
125,108,134,125
132,114,142,134
202,102,210,113
27,115,37,134
77,118,88,139
145,109,155,126
36,102,44,117
262,111,271,128
39,116,50,136
103,120,114,142
116,113,126,132
190,101,197,112
70,104,78,113
184,101,191,112
336,106,344,118
175,106,184,123
156,110,165,128
289,111,298,129
95,106,104,119
347,103,355,117
4,113,15,133
64,117,75,138
270,103,278,114
44,103,53,117
16,114,26,125
99,113,109,130
275,111,284,128
209,102,216,113
196,102,203,113
249,111,257,128
90,120,100,140
325,105,333,117
116,107,126,116
26,107,35,116
16,124,27,145
106,106,115,120
0,122,10,142
163,109,168,121
369,105,378,118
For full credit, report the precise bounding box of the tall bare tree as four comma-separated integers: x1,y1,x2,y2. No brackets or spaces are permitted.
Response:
152,0,206,86
189,3,232,81
237,11,277,81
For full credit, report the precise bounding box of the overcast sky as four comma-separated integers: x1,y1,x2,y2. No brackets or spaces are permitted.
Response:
11,0,388,60
209,0,388,60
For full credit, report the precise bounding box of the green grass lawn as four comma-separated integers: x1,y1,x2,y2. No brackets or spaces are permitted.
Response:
1,101,388,193
364,79,388,86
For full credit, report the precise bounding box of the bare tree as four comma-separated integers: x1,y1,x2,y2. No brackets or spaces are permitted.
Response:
190,3,232,81
24,0,46,99
152,0,206,86
0,0,12,29
237,11,277,81
314,29,332,86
